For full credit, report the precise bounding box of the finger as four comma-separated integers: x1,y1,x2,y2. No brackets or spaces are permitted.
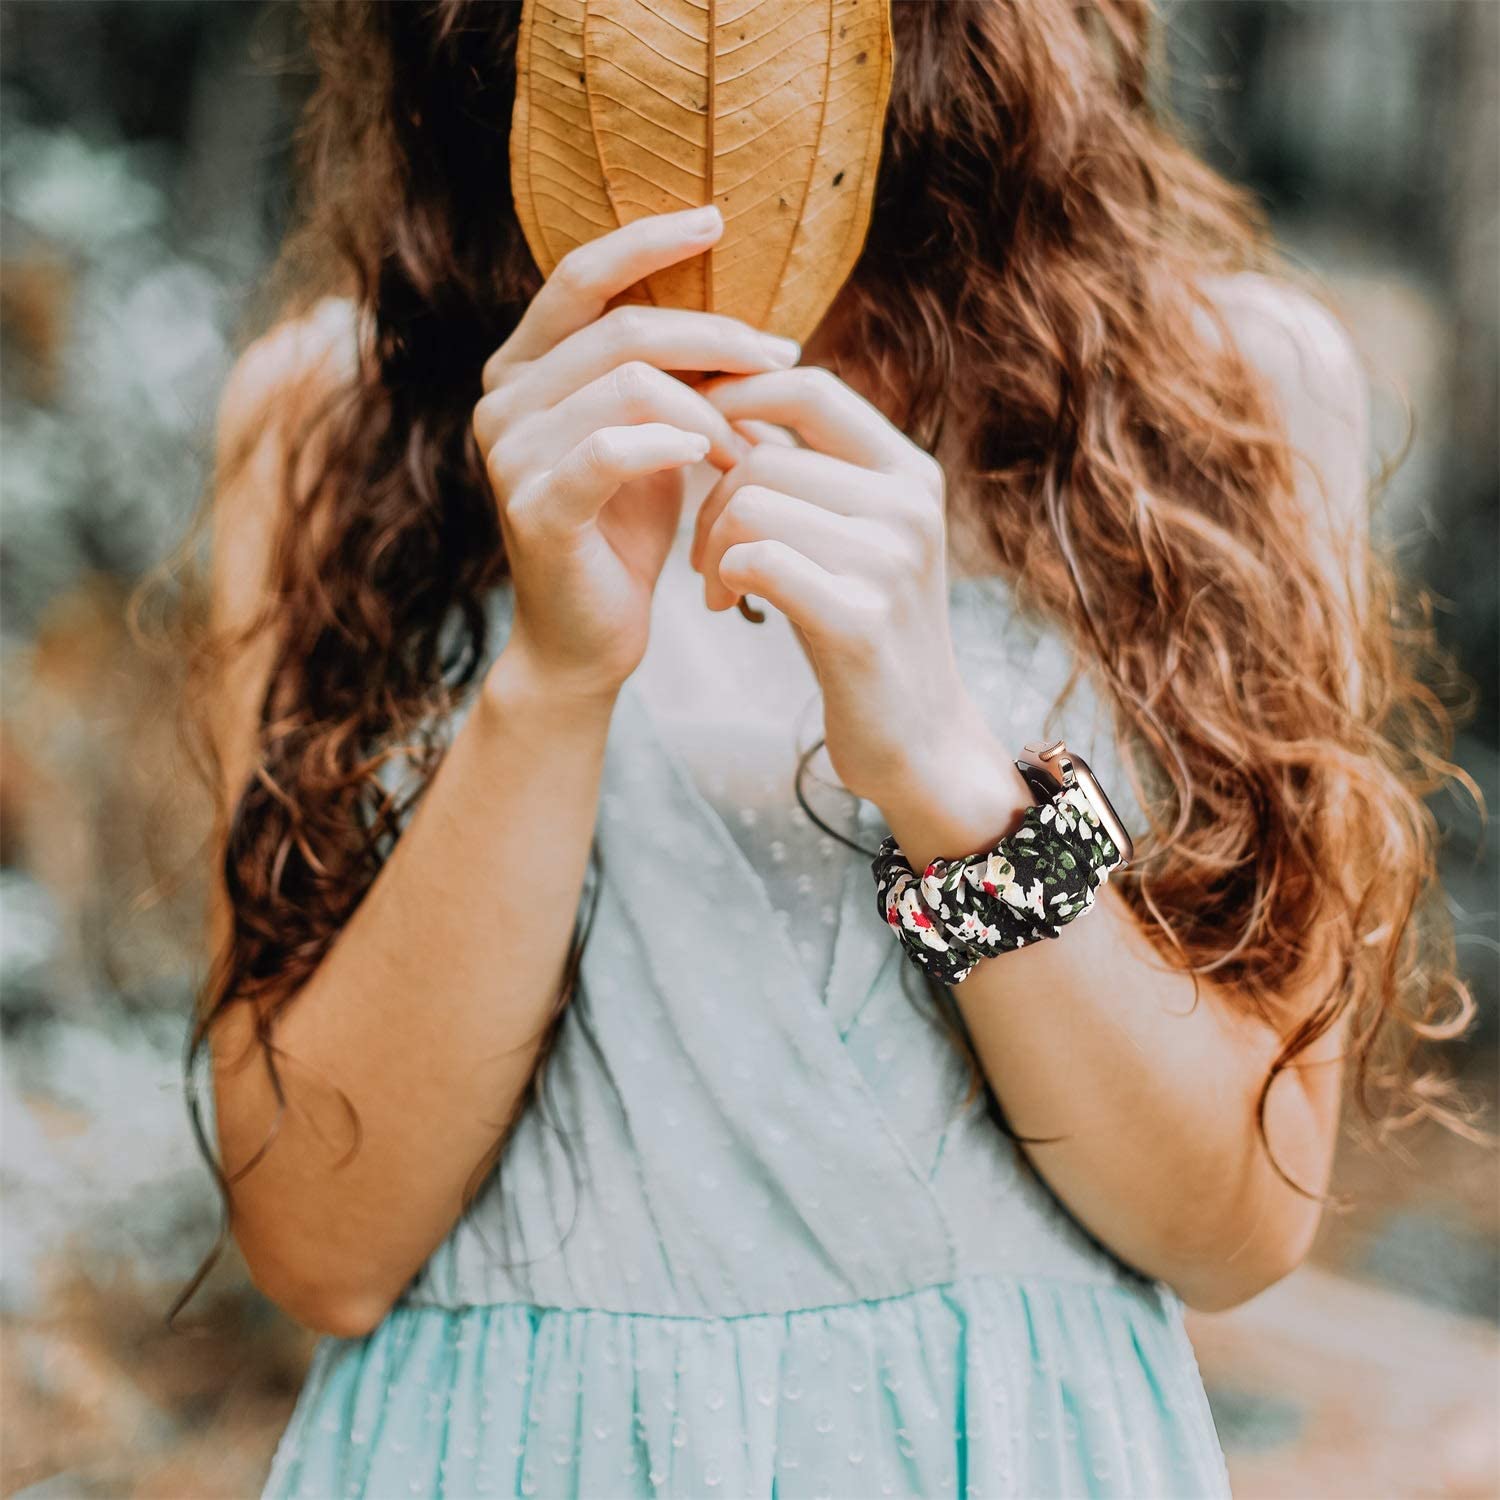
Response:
542,361,750,472
731,418,799,448
698,484,894,612
488,207,724,379
714,536,872,644
518,306,800,410
701,367,932,479
689,443,911,573
508,424,709,537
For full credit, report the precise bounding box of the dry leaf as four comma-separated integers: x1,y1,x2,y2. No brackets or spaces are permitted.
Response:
511,0,893,344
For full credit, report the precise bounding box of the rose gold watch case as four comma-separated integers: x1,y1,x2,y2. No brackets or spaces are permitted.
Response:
1014,739,1135,868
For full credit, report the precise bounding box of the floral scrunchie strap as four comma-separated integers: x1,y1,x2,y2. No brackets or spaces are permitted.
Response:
872,785,1124,986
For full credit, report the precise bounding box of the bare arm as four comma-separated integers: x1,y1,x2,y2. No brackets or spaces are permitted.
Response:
208,208,798,1338
694,273,1369,1316
205,319,621,1341
878,278,1371,1313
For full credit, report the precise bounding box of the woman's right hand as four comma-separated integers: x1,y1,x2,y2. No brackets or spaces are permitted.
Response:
473,206,801,698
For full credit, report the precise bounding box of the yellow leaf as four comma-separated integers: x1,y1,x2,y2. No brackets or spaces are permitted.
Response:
511,0,894,344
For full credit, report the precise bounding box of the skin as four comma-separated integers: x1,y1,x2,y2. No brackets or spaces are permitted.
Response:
210,205,1364,1335
689,266,1367,1315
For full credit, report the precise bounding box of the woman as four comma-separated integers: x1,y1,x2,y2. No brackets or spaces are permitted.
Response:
161,1,1480,1496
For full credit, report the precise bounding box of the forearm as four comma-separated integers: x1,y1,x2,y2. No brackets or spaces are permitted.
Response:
212,645,615,1334
877,712,1335,1313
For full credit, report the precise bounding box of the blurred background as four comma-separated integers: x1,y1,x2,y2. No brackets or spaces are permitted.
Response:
1,1,1495,1496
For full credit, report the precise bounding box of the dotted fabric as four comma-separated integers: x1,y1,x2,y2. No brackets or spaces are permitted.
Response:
264,1276,1227,1499
624,697,860,1009
257,534,1227,1500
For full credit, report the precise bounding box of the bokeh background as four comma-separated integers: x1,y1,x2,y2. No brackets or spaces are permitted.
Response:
1,2,1495,1496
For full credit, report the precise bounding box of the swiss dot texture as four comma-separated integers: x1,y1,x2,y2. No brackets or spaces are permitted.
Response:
253,571,1228,1500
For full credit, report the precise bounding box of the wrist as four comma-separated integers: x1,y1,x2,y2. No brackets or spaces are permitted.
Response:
480,642,621,733
876,708,1033,876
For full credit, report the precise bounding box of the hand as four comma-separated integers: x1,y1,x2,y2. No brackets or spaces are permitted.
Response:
472,206,802,697
691,366,996,809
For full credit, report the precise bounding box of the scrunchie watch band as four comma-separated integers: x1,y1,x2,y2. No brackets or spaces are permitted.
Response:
872,740,1133,986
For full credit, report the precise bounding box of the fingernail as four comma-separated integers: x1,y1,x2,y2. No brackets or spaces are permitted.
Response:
685,204,723,233
761,335,800,367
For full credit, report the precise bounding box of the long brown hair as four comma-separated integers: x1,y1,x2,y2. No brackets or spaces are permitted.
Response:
142,0,1487,1326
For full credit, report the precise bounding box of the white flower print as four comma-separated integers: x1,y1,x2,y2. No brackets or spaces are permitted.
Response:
1000,880,1030,910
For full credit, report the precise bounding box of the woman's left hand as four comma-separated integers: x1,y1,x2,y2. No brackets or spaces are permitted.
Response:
691,366,994,811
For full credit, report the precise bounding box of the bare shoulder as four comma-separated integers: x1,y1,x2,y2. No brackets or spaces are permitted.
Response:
1194,270,1373,605
205,296,364,807
1193,270,1372,508
1195,270,1364,388
210,295,363,637
215,294,362,483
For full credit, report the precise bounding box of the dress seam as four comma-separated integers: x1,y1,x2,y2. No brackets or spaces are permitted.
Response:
389,1267,1168,1326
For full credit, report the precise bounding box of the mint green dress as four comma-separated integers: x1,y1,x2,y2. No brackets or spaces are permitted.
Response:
256,567,1232,1500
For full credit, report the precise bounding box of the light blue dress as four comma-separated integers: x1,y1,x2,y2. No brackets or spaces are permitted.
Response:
256,566,1233,1500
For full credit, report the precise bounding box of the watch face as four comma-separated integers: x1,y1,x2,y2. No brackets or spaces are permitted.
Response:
1070,761,1135,867
1013,741,1134,867
1014,739,1068,802
1015,759,1063,806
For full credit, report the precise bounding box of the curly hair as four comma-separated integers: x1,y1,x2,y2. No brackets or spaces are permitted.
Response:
139,0,1486,1327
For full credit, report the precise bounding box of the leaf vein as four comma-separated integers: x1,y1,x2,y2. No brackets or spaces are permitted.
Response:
591,96,708,151
715,6,823,60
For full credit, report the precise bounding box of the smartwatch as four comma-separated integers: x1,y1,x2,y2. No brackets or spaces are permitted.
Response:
1013,739,1135,870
